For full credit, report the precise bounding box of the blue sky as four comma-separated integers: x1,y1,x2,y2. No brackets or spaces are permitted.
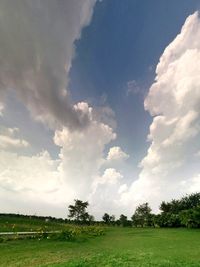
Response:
70,0,200,170
1,1,200,218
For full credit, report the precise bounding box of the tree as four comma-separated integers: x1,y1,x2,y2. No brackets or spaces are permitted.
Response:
88,215,95,225
131,203,152,227
119,214,128,227
102,213,111,224
180,207,200,228
160,201,172,213
157,193,200,228
110,215,115,225
181,193,200,210
68,199,89,224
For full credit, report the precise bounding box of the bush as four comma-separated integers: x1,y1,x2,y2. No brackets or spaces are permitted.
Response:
155,213,181,227
180,207,200,228
51,229,76,241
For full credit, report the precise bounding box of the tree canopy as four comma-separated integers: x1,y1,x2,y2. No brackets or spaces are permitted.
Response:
131,203,152,227
68,199,90,224
67,193,200,228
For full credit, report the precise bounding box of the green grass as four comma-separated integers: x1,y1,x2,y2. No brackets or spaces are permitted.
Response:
1,227,200,266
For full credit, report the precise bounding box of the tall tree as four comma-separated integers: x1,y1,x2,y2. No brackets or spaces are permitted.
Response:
102,213,111,224
68,199,89,224
132,203,152,227
119,214,128,227
110,215,115,224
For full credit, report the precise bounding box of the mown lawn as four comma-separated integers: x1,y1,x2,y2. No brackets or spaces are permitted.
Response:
1,227,200,267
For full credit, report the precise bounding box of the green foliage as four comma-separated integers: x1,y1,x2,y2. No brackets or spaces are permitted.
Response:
110,215,115,224
180,207,200,228
79,226,105,237
119,214,130,227
155,213,181,227
0,225,105,243
68,199,91,224
160,193,200,214
51,229,77,241
102,213,111,224
131,202,152,227
156,193,200,228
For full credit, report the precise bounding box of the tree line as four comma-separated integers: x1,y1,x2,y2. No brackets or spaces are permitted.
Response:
2,193,200,228
68,193,200,228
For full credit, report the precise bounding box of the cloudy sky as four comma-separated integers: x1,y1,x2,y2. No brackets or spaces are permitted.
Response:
0,0,200,219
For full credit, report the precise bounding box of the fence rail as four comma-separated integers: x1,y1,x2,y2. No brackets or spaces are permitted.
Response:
0,231,59,236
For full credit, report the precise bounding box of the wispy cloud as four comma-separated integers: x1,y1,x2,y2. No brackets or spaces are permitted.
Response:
0,127,29,149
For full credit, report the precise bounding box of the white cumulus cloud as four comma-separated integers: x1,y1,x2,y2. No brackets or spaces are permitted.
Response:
54,103,116,200
107,146,129,162
120,11,200,212
89,168,124,217
0,102,117,217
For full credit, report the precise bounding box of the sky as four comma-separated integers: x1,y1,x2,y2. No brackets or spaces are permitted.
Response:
0,0,200,219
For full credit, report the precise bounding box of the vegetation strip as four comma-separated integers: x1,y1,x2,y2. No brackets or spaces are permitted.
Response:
0,231,59,235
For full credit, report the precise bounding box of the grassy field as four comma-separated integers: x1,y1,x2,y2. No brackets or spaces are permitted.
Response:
1,226,200,267
0,215,69,232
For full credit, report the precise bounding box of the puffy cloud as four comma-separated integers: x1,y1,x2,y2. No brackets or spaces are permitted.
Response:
118,184,128,194
107,146,129,162
2,6,200,219
89,168,124,217
120,11,200,212
92,168,123,189
0,149,70,216
92,106,117,129
181,173,200,194
0,150,60,194
0,102,118,217
54,104,116,200
0,0,96,129
0,1,123,218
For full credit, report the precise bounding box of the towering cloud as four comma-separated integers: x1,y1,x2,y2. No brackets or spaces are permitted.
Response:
0,0,96,129
1,3,200,219
121,12,200,211
54,103,116,199
0,104,117,217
